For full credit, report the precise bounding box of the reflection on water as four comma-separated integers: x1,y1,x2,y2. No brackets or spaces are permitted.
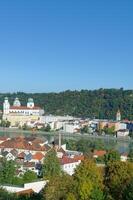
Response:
0,131,130,153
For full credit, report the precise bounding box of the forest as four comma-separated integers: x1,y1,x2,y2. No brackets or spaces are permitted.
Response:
0,88,133,120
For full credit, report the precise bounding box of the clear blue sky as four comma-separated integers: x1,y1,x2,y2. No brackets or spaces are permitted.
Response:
0,0,133,92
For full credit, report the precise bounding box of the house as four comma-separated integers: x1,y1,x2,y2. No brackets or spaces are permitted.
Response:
120,153,128,162
22,162,37,173
117,129,129,137
60,155,83,175
0,137,47,154
6,151,17,161
24,153,33,162
1,180,47,194
0,137,9,144
10,149,18,157
17,152,26,160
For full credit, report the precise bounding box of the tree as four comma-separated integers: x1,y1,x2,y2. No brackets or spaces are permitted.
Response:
128,149,133,162
44,124,51,132
81,126,89,134
0,120,11,128
1,89,133,119
73,159,104,200
43,175,73,200
90,187,105,200
0,188,16,200
123,178,133,200
104,150,120,165
0,158,16,184
66,193,76,200
102,126,115,135
43,149,61,179
105,161,133,200
23,170,37,183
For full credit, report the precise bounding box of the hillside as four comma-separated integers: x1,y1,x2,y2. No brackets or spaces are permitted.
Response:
0,88,133,120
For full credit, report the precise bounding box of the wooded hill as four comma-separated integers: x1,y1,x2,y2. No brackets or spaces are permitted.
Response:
0,88,133,120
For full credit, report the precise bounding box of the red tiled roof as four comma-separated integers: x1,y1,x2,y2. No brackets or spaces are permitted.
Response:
0,137,9,141
10,106,41,110
93,150,106,157
60,156,80,165
73,155,84,161
33,152,44,160
0,137,46,152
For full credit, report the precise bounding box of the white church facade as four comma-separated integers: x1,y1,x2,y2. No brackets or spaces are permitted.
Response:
3,97,44,127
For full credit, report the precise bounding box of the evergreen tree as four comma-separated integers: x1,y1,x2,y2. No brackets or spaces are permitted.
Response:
43,149,61,179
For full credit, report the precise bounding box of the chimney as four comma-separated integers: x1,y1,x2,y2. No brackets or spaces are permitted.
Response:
59,132,61,149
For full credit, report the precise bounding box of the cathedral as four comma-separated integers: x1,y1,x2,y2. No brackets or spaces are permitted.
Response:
3,97,44,126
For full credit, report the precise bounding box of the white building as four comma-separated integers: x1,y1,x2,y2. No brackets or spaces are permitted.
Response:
1,180,47,194
3,97,44,126
117,129,129,137
63,123,80,133
3,97,44,116
60,156,82,175
40,115,74,123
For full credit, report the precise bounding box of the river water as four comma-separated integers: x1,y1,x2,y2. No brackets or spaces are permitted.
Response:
0,130,131,153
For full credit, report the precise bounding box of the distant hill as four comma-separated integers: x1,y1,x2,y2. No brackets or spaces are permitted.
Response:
0,88,133,120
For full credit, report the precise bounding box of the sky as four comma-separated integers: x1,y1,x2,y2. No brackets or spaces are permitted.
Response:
0,0,133,92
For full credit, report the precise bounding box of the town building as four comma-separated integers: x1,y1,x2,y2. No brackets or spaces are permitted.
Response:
3,97,44,126
116,110,121,121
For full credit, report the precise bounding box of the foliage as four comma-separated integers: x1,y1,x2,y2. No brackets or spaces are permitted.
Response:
66,193,76,200
1,89,133,119
43,174,73,200
105,161,133,200
104,150,120,165
22,170,37,183
81,126,90,134
122,178,133,200
102,126,115,135
73,159,103,200
128,149,133,162
0,120,11,127
0,188,16,200
90,187,105,200
41,124,51,132
43,149,61,179
64,139,116,155
0,158,16,184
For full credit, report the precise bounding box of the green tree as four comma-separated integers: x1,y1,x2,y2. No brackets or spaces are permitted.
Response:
90,187,105,200
104,150,120,165
45,124,51,132
102,126,115,135
123,178,133,200
128,149,133,162
66,193,76,200
43,149,61,179
81,126,89,134
73,159,104,200
105,161,133,200
0,158,16,184
43,175,73,200
0,188,16,200
23,170,37,183
0,120,11,128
